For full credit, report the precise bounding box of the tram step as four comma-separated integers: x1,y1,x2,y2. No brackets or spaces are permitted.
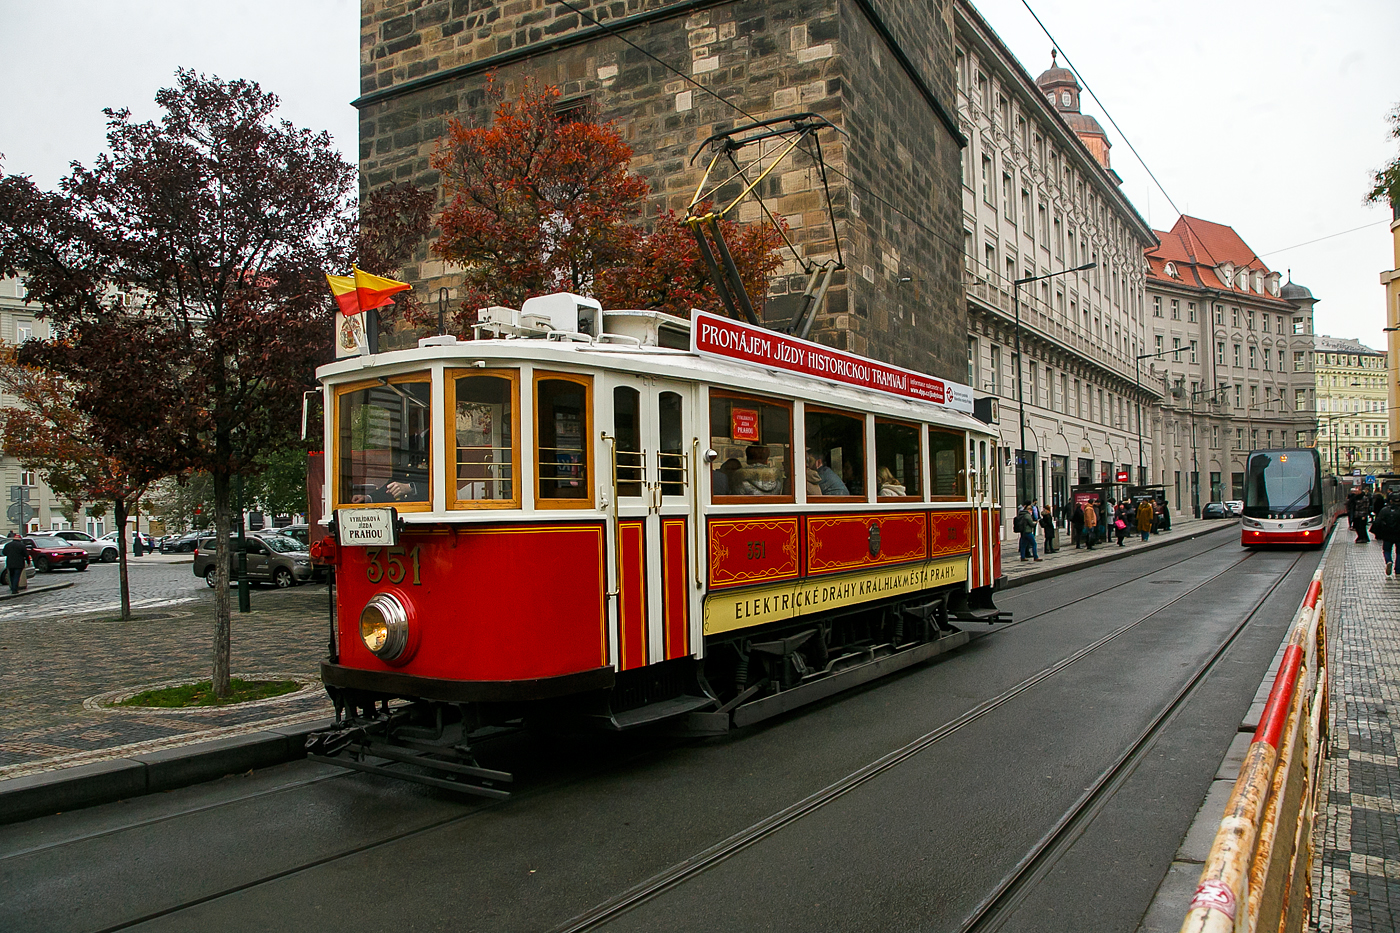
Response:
949,607,1007,623
607,693,718,730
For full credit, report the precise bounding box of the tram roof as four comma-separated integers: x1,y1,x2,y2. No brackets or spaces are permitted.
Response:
317,334,992,434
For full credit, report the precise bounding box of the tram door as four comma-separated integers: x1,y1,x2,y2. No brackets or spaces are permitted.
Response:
607,376,694,671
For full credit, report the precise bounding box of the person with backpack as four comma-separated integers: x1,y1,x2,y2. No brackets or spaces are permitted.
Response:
1372,494,1400,576
1015,502,1041,562
1350,490,1371,544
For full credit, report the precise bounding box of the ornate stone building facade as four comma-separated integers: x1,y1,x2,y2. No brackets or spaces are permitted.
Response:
357,0,970,380
1383,200,1400,471
1144,217,1318,510
1314,335,1388,476
954,1,1157,517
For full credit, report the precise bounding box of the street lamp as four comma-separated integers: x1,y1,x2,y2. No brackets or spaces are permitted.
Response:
1013,261,1096,506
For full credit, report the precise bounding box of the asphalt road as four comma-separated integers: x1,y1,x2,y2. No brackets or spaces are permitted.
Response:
0,555,324,622
0,533,1321,933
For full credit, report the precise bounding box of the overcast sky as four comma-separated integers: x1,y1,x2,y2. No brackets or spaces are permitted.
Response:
2,0,1397,347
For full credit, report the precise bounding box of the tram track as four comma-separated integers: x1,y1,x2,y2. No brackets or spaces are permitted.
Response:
955,548,1309,933
546,544,1273,933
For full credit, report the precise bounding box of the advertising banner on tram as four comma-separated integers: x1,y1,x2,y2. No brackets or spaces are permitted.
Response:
691,310,975,413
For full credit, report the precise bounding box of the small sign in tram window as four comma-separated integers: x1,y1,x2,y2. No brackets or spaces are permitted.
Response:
731,408,760,442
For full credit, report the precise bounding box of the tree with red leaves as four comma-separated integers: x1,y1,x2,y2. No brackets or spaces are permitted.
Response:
0,364,147,618
421,78,784,333
0,70,369,696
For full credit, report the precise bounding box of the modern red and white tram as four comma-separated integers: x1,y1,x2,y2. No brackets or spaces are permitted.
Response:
307,294,1006,792
1239,447,1343,548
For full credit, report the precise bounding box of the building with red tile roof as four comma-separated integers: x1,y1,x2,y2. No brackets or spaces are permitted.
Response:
1144,216,1319,509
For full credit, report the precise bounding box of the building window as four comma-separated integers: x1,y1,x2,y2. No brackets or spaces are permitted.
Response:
1231,307,1239,327
968,336,978,387
19,471,35,487
1262,348,1270,371
981,156,993,205
1235,428,1243,450
989,344,1002,395
1037,204,1047,246
1021,189,1031,233
1172,337,1182,361
1170,299,1180,320
1214,304,1223,324
1234,384,1241,408
1153,296,1162,317
1249,346,1256,369
1155,335,1163,354
1187,302,1196,322
1216,342,1225,365
1190,340,1198,364
1292,316,1305,335
16,320,33,343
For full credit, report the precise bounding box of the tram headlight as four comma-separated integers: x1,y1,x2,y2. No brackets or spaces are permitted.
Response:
1242,517,1263,529
360,593,410,662
1299,516,1323,528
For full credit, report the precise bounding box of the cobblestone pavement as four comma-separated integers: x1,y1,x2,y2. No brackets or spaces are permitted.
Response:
0,582,333,779
0,553,206,622
1313,534,1400,933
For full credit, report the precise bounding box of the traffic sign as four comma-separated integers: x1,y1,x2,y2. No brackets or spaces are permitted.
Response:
1353,468,1363,476
1367,475,1377,484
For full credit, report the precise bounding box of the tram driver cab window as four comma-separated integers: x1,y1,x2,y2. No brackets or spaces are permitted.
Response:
336,375,432,509
448,369,519,509
709,393,792,501
804,408,865,500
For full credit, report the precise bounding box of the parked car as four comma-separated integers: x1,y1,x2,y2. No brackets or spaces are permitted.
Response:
99,529,156,553
1224,500,1244,515
53,530,120,562
191,533,314,588
1201,502,1232,519
22,535,90,572
279,524,309,547
161,532,202,553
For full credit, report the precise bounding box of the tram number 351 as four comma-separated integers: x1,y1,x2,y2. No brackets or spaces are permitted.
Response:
365,546,423,585
747,540,766,560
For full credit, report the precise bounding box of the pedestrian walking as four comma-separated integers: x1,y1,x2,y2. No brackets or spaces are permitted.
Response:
1372,494,1400,576
1015,502,1041,562
1039,506,1056,554
1071,502,1085,549
1081,499,1098,550
133,530,144,557
1135,497,1154,543
3,531,29,595
1351,491,1371,544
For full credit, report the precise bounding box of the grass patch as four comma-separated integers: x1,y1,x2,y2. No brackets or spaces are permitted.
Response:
117,678,300,708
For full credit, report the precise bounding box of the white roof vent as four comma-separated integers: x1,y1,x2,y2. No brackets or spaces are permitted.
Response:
520,293,602,337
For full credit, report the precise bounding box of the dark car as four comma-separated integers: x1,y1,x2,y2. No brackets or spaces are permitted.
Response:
23,535,90,572
1201,502,1232,519
192,533,314,588
162,532,202,553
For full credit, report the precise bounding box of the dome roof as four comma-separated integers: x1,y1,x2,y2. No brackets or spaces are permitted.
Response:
1036,51,1077,90
1280,279,1314,301
1063,112,1106,137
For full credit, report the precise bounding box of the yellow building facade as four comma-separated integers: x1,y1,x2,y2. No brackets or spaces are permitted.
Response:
1315,335,1389,476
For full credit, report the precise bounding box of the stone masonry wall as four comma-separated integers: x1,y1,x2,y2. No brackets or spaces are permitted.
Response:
358,0,967,382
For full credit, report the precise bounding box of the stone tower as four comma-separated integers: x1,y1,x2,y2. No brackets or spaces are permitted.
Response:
357,0,970,381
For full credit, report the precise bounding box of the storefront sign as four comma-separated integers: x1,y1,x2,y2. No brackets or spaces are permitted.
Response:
692,310,974,413
1116,470,1130,483
731,408,760,442
337,507,399,546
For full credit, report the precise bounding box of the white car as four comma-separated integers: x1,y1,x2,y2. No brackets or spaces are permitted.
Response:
54,530,120,563
1224,500,1244,515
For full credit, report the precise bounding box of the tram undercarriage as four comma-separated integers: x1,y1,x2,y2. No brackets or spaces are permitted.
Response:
307,582,1005,796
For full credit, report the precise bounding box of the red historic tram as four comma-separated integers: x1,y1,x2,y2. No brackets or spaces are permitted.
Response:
307,294,1006,794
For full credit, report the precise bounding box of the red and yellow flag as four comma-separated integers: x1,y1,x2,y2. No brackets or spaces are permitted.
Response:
325,274,360,317
353,266,411,313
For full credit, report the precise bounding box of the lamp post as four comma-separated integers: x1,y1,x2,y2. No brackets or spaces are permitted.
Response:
1013,261,1096,507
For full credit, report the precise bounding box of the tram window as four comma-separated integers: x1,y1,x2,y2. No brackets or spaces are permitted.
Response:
613,386,643,498
448,370,518,509
929,429,967,499
805,408,865,500
658,391,685,497
708,393,792,501
336,376,431,509
536,374,593,507
874,420,921,500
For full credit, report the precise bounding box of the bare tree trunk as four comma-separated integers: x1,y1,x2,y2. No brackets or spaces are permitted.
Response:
114,497,131,621
211,470,233,697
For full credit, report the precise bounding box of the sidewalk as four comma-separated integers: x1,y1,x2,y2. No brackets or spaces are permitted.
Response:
1312,533,1400,933
999,513,1238,586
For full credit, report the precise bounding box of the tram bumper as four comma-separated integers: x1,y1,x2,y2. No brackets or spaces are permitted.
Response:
319,661,615,704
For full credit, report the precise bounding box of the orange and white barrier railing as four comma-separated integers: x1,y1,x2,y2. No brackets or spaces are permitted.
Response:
1181,570,1328,933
